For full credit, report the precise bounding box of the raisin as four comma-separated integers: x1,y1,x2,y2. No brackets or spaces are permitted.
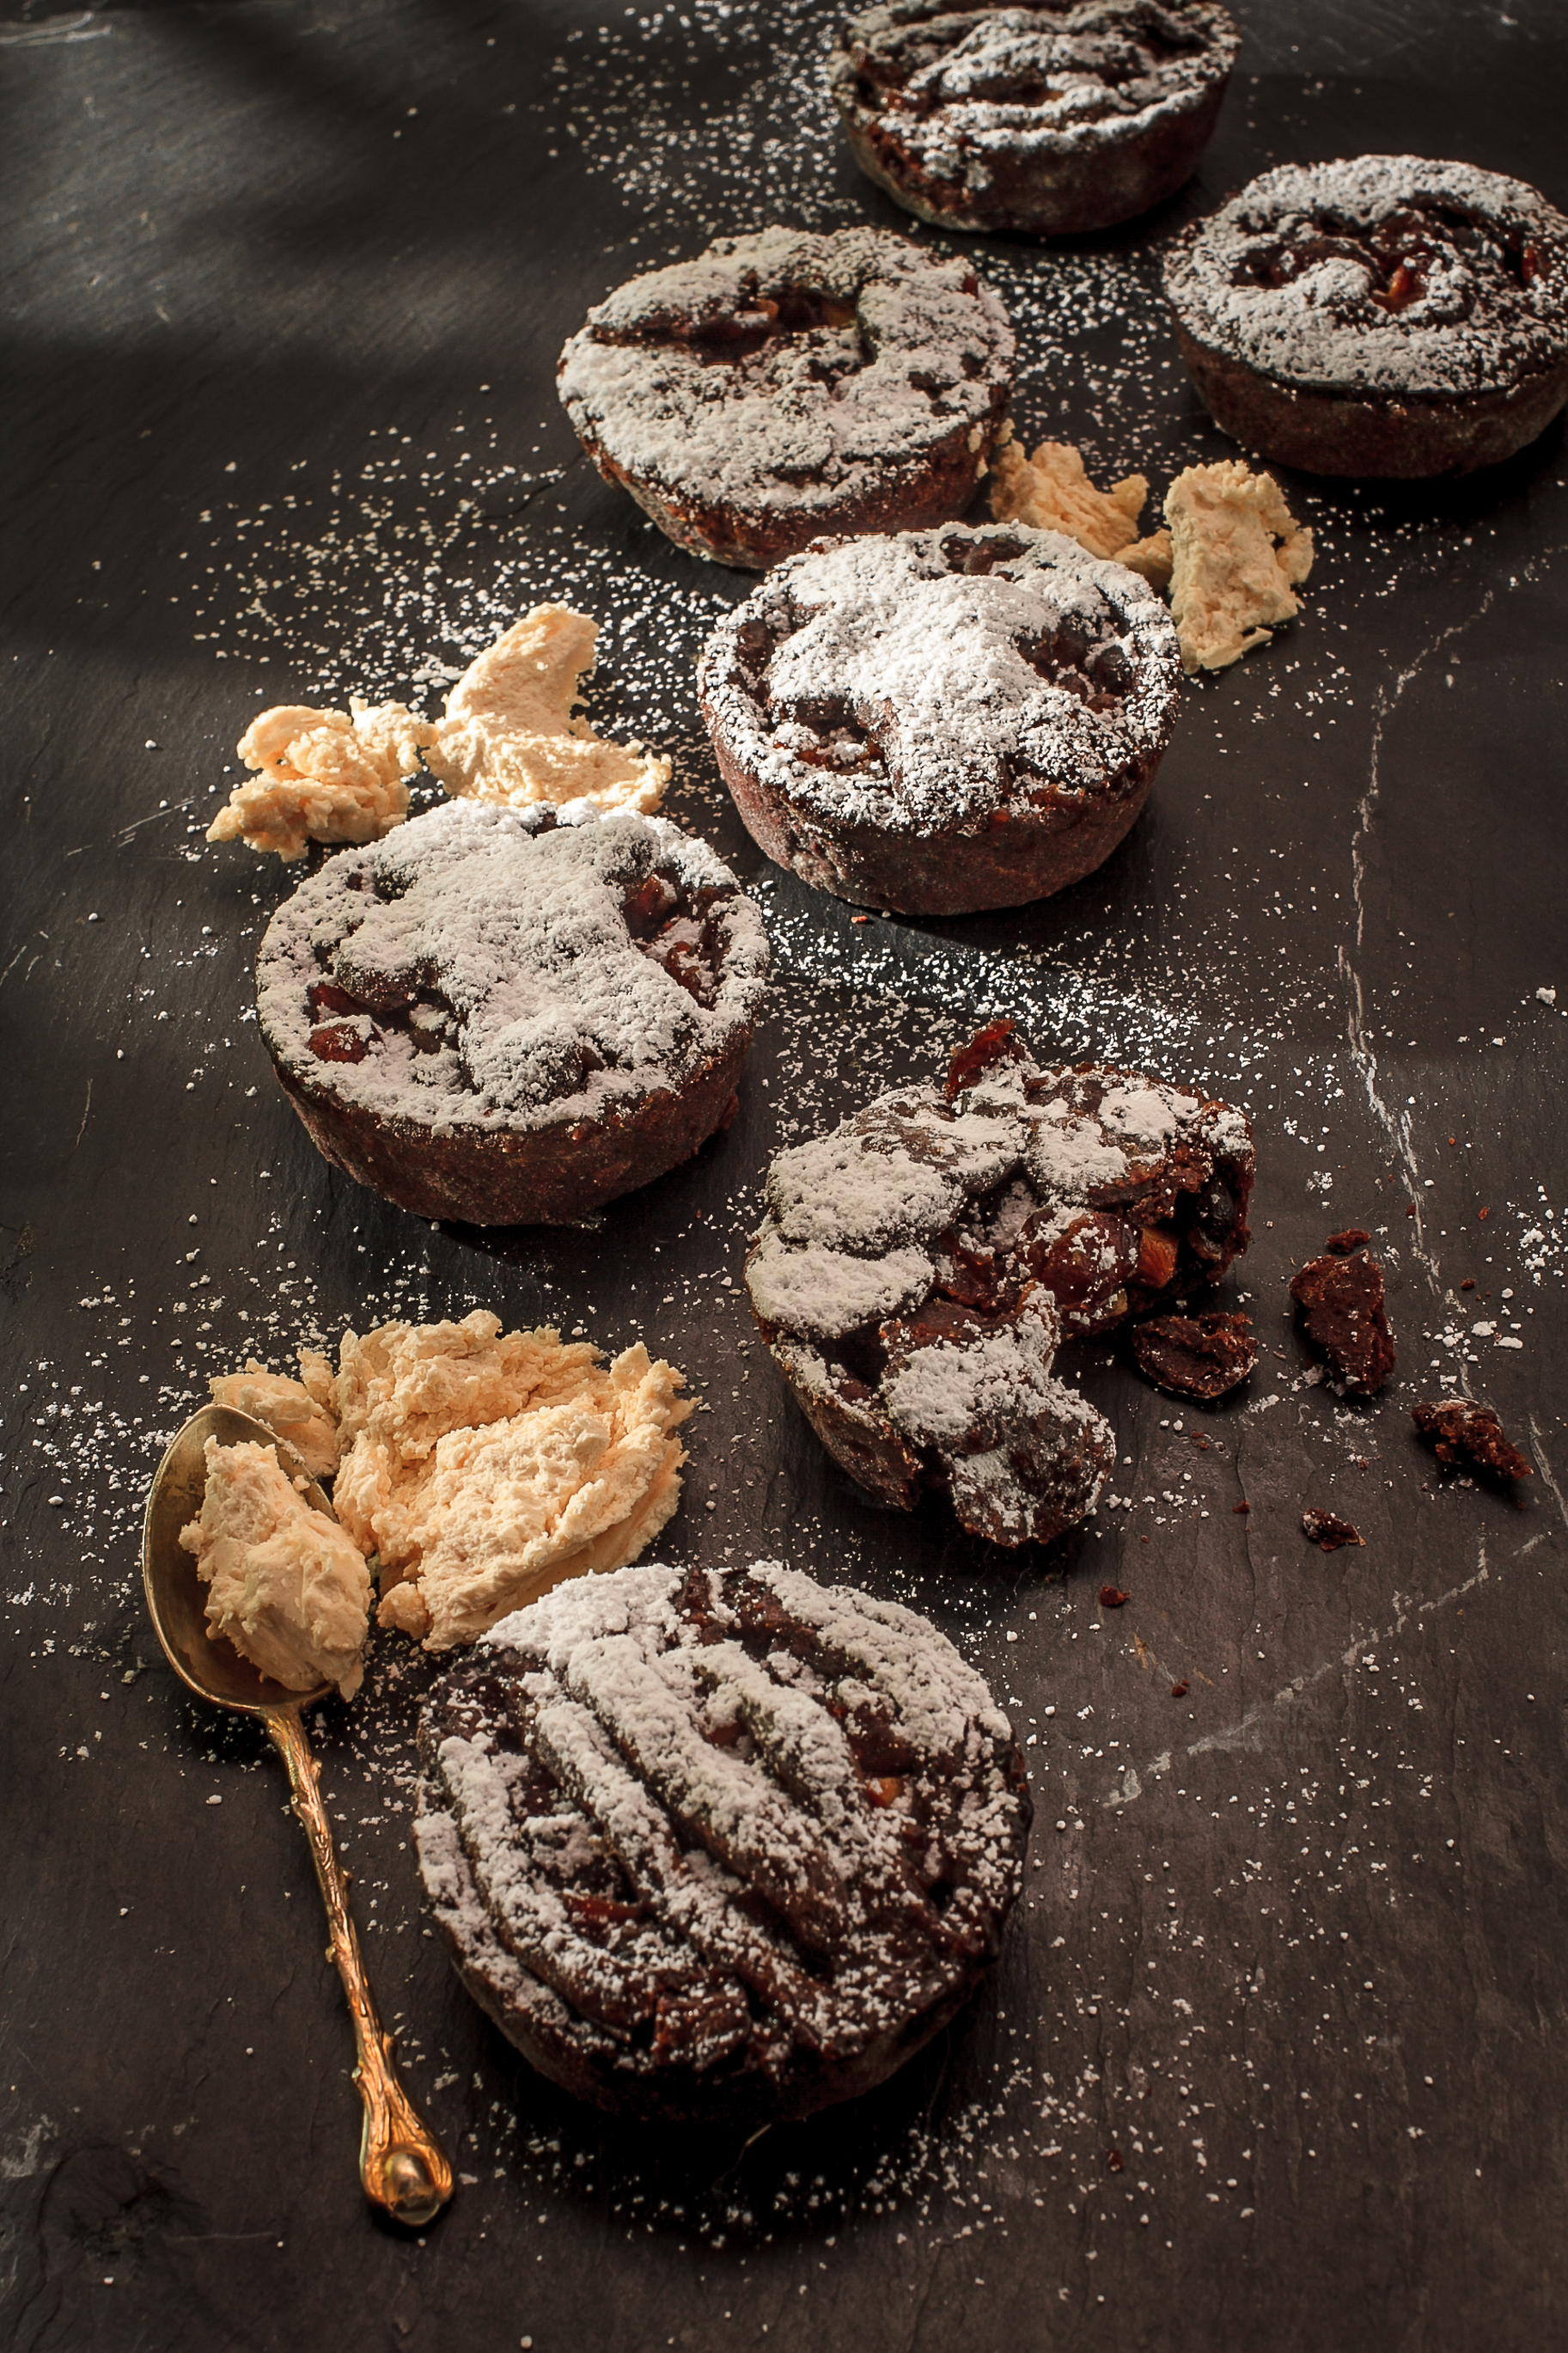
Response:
1301,1508,1364,1552
307,980,361,1018
1132,1311,1256,1400
1026,1211,1139,1329
1133,1225,1181,1290
1290,1243,1396,1398
308,1022,370,1064
945,1018,1022,1098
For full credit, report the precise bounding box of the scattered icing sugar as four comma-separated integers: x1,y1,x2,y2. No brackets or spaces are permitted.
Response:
256,800,769,1134
1164,156,1568,399
700,523,1180,834
558,226,1013,531
27,0,1565,2266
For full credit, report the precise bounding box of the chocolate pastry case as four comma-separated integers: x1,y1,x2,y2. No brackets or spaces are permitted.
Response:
3,3,1566,2348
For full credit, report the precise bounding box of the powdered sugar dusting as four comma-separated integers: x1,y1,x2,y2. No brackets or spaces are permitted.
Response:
415,1558,1029,2107
766,1095,1021,1252
558,226,1013,526
256,800,769,1134
882,1298,1063,1450
701,524,1180,834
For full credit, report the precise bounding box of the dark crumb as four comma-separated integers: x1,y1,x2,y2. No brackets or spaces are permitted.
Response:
1233,1500,1250,1513
1302,1507,1364,1551
1460,1278,1476,1292
1131,1310,1256,1400
1406,1204,1417,1217
1170,1681,1189,1698
1290,1238,1397,1397
1106,2148,1126,2173
1325,1227,1371,1255
1190,1433,1212,1452
1099,1586,1128,1608
1412,1400,1533,1483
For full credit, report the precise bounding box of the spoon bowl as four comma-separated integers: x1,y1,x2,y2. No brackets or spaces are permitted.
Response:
143,1403,452,2230
143,1402,334,1714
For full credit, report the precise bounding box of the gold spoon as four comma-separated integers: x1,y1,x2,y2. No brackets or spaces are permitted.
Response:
142,1402,453,2230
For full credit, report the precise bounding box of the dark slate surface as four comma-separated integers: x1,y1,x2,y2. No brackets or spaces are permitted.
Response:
3,2,1566,2346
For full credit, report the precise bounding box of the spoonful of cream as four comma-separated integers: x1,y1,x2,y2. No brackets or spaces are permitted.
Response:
142,1401,452,2229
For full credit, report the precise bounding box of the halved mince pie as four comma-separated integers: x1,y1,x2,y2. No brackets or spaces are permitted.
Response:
255,801,770,1225
556,226,1015,571
415,1558,1030,2126
830,0,1241,238
1162,156,1568,477
699,521,1181,914
744,1022,1254,1544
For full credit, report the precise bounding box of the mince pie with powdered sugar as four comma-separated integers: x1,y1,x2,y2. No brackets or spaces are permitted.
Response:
829,0,1240,238
699,522,1181,916
555,226,1015,571
1162,156,1568,478
256,800,769,1226
415,1558,1030,2126
745,1022,1254,1546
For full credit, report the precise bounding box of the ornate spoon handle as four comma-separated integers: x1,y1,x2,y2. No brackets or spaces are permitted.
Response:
266,1709,453,2228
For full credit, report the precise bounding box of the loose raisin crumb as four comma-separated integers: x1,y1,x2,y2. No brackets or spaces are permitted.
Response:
1412,1400,1532,1483
1132,1310,1254,1399
1290,1239,1396,1397
1301,1507,1364,1551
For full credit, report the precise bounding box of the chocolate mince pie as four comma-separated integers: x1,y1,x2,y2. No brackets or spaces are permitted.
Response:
744,1022,1254,1544
699,521,1181,915
556,226,1015,571
1163,156,1568,477
256,800,770,1226
415,1559,1030,2125
830,0,1241,238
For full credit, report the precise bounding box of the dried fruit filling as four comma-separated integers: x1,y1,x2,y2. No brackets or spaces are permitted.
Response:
809,1032,1248,1404
1239,201,1543,312
589,277,876,400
